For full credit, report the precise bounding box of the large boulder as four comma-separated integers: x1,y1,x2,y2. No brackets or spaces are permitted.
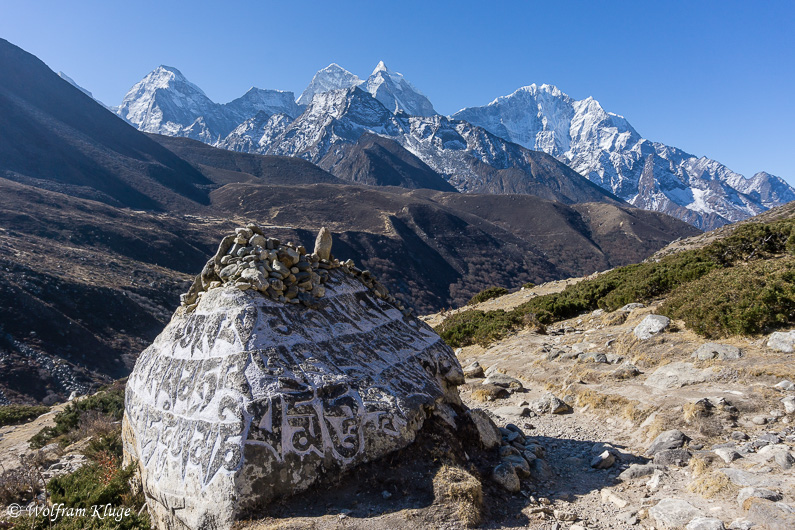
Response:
123,228,464,530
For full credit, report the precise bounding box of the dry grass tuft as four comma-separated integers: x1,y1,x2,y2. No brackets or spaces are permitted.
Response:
603,311,628,326
687,457,735,498
575,390,654,424
432,465,483,528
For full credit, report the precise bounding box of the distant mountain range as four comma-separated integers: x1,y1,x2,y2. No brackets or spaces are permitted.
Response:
113,62,793,229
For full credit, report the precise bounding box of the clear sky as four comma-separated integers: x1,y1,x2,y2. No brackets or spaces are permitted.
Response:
1,0,793,181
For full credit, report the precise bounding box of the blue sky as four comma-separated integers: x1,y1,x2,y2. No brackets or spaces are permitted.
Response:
1,0,793,181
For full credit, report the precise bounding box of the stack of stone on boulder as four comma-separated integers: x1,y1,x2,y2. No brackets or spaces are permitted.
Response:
180,224,411,316
122,226,481,530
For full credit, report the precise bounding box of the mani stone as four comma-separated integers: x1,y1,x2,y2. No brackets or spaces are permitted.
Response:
122,267,464,530
313,226,333,261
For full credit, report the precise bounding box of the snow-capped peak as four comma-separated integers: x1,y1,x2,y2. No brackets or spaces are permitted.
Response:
363,61,436,117
297,63,363,106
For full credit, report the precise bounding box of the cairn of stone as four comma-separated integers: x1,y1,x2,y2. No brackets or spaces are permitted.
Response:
180,224,410,315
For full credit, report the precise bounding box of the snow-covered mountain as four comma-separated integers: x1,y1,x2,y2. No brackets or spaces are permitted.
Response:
453,84,794,228
363,61,436,117
297,63,362,105
115,66,301,143
115,65,792,229
240,87,617,204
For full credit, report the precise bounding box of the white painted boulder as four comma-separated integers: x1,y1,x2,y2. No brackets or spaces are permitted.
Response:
123,263,463,529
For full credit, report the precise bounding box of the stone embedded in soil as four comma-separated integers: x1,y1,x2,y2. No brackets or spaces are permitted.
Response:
745,498,795,530
483,373,524,390
648,499,703,529
590,450,615,469
644,361,715,390
633,314,670,340
685,517,726,530
462,361,484,378
692,342,742,361
767,330,795,353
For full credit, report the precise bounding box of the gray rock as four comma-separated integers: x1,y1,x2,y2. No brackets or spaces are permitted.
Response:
463,361,484,378
774,449,794,470
580,352,608,363
647,429,688,456
685,517,725,530
313,227,333,261
649,499,703,529
728,520,754,530
731,431,749,441
737,487,782,507
774,379,795,391
605,353,624,364
467,408,502,450
767,330,795,353
633,314,670,340
782,396,795,414
483,373,524,390
529,457,553,480
618,463,657,480
715,447,741,464
124,268,463,530
494,406,532,418
590,450,615,469
503,454,531,477
692,342,742,361
530,392,571,415
492,463,520,492
746,499,795,530
653,448,692,467
644,362,715,390
752,415,768,425
620,303,645,312
719,468,773,488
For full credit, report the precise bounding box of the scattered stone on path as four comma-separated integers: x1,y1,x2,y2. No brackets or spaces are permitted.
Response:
653,448,691,467
647,429,688,456
648,499,703,529
714,447,741,464
590,450,615,469
483,373,524,390
782,396,795,414
618,463,657,481
774,379,795,391
600,489,628,508
530,392,571,415
463,361,484,378
633,314,670,340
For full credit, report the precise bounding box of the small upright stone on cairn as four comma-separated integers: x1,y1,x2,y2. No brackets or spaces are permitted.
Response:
314,226,332,261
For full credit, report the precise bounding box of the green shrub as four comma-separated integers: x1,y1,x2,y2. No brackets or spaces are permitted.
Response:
661,258,795,337
0,404,49,427
522,282,535,289
30,383,125,449
467,286,509,305
436,217,795,347
437,309,522,347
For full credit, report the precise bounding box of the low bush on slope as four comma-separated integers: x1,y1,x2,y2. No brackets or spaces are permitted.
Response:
437,218,795,347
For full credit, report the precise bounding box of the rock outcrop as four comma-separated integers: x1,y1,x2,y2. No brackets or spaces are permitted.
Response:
123,226,465,529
